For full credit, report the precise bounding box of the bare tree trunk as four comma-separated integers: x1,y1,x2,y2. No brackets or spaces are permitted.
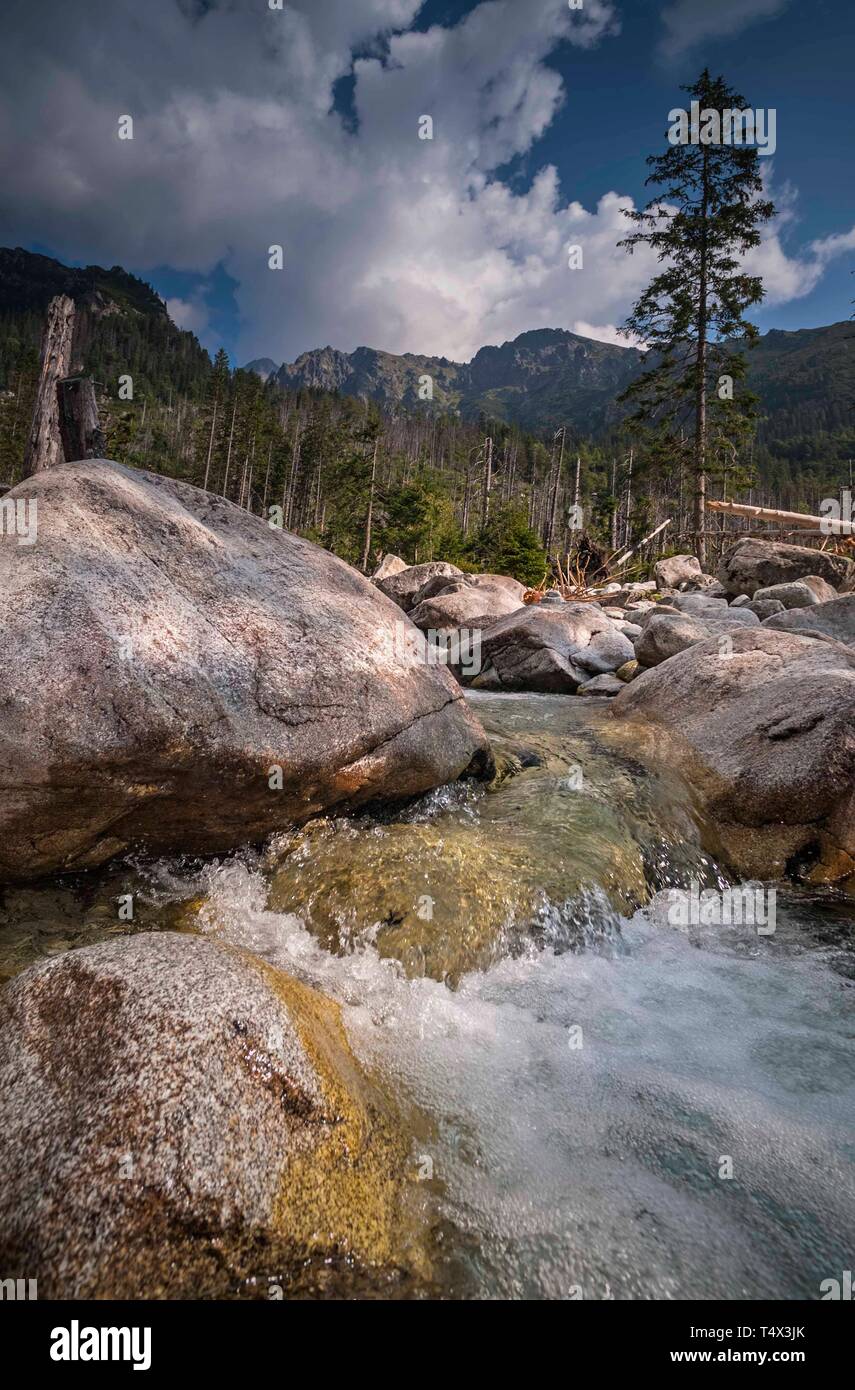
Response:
546,426,565,553
610,458,619,550
202,400,218,492
361,438,379,572
481,435,493,526
221,401,237,498
694,147,711,568
24,294,75,476
261,441,272,512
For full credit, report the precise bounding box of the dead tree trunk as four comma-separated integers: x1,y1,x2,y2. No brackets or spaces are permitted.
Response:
361,438,379,572
57,377,106,462
23,294,75,476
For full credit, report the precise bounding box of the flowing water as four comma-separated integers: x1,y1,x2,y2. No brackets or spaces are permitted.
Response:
2,693,853,1299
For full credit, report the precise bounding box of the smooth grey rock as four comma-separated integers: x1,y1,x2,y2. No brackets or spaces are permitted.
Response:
409,577,523,632
752,576,839,609
681,572,723,593
747,598,786,620
471,604,631,693
654,554,702,589
613,628,855,882
635,610,759,668
763,594,855,646
573,626,636,675
0,460,490,881
375,560,463,611
669,592,734,615
0,932,410,1298
717,538,855,597
372,553,408,580
578,673,624,697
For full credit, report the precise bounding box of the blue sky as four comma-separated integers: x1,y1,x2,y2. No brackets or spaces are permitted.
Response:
6,0,854,365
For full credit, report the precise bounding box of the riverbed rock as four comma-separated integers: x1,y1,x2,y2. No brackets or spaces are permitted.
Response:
578,673,624,697
408,574,525,632
0,460,491,881
615,660,640,682
654,554,703,589
372,553,408,580
762,594,855,646
634,609,759,668
470,605,634,693
668,591,733,615
717,538,855,598
375,560,463,611
0,932,418,1298
745,598,786,621
613,628,855,882
752,576,839,609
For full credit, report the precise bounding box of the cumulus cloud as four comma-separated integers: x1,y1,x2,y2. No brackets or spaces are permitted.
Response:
659,0,793,58
0,0,844,365
166,296,210,336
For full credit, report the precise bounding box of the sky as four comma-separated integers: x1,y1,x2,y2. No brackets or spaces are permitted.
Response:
1,0,853,367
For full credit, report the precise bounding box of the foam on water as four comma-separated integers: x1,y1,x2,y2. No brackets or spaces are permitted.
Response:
187,854,855,1300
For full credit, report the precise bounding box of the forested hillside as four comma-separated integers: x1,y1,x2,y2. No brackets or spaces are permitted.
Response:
1,247,852,583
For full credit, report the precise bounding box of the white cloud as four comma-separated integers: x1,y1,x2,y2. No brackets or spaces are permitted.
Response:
166,296,210,336
659,0,792,58
572,321,644,349
0,0,846,366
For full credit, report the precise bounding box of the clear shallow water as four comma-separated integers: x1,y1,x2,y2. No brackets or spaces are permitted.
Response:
1,693,853,1299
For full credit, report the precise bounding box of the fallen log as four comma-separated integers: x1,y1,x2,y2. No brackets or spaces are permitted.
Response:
707,498,853,536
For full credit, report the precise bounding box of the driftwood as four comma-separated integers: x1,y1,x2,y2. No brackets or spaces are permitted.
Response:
23,294,75,477
57,377,106,462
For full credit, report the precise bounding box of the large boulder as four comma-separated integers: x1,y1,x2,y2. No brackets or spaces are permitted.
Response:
0,933,416,1298
470,604,634,693
717,538,855,598
374,560,463,612
763,594,855,647
654,554,702,589
0,460,490,881
613,628,855,882
634,609,759,669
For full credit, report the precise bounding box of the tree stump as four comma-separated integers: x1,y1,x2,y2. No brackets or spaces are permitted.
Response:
23,294,75,476
57,377,106,462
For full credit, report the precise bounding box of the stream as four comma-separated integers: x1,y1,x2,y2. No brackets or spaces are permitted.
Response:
2,692,853,1299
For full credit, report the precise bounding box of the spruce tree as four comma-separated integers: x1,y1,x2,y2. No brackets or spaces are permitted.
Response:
619,70,775,565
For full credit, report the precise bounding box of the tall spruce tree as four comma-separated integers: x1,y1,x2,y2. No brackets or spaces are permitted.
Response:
619,70,775,565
